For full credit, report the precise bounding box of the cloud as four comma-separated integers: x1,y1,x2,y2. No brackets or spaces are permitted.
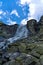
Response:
0,10,11,21
18,0,43,24
0,10,9,20
0,10,3,14
7,18,17,25
0,10,16,25
17,0,31,6
10,10,20,17
28,0,43,21
21,19,28,25
0,10,7,16
0,10,6,19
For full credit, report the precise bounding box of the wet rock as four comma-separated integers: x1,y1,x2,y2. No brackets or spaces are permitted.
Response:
7,46,19,53
26,44,37,52
0,60,2,65
16,53,33,65
40,55,43,65
3,60,24,65
19,43,26,53
9,52,20,60
0,36,5,42
31,50,40,59
35,46,43,55
29,61,36,65
16,53,39,65
0,49,3,58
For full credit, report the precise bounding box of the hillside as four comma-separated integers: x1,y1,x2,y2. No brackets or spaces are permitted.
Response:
0,16,43,65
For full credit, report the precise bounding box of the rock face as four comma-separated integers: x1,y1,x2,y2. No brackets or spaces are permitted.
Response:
27,19,37,34
0,22,19,39
0,16,43,65
27,17,43,35
39,16,43,34
39,16,43,25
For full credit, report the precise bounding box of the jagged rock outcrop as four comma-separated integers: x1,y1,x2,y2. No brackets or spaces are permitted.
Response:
39,16,43,34
26,16,43,42
39,16,43,25
0,22,19,41
27,19,41,35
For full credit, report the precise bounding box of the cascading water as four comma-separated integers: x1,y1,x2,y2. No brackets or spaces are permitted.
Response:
0,25,29,48
8,25,29,43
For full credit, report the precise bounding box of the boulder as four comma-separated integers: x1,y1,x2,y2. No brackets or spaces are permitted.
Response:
40,55,43,65
31,50,40,59
35,46,43,55
19,43,26,53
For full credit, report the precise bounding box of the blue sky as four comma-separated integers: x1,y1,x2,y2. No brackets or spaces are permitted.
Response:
0,0,43,25
0,0,29,25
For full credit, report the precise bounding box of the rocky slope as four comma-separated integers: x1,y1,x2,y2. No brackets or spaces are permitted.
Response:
0,22,19,39
0,16,43,65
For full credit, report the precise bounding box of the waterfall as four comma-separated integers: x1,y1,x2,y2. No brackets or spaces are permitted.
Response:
8,25,29,43
0,25,29,48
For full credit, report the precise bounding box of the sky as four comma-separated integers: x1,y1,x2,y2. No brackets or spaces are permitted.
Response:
0,0,43,25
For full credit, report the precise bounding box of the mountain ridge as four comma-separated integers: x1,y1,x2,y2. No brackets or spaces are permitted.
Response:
0,16,43,65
